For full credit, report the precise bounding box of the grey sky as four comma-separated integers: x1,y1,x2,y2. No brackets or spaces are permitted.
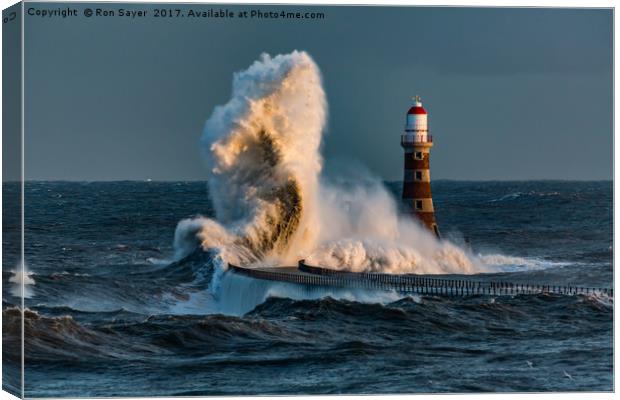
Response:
20,5,612,181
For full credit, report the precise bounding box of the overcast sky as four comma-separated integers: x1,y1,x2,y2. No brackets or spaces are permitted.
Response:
20,5,612,181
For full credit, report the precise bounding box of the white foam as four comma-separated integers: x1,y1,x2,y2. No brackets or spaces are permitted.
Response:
477,253,571,272
10,262,35,299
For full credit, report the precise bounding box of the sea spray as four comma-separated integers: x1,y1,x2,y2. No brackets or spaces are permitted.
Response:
10,262,35,298
307,176,482,274
174,50,526,275
175,51,325,265
208,254,228,299
475,254,572,272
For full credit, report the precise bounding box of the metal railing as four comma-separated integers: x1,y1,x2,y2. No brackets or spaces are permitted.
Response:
401,135,433,145
227,260,613,298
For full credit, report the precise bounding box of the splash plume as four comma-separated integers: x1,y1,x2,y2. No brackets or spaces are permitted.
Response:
175,51,491,274
176,51,325,265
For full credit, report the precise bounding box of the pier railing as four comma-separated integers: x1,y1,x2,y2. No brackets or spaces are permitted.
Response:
227,261,613,298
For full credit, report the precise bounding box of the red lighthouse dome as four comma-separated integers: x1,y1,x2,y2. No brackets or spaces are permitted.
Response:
407,105,427,115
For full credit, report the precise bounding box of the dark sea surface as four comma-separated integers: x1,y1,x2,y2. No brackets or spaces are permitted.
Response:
2,180,613,397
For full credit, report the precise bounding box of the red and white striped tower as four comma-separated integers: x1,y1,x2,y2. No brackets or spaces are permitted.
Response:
401,96,440,238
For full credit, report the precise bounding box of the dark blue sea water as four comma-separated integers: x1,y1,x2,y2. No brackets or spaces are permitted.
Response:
2,180,613,396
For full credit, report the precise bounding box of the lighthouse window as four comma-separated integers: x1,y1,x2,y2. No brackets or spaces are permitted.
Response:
415,152,423,160
415,171,423,181
415,200,423,210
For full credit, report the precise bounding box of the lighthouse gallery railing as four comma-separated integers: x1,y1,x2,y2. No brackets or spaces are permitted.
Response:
401,135,433,145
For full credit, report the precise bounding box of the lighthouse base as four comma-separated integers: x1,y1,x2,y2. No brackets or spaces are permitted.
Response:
411,210,440,238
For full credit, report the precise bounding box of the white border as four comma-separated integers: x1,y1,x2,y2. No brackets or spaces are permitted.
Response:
0,1,615,400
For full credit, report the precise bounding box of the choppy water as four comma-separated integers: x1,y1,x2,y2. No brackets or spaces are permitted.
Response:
2,180,613,396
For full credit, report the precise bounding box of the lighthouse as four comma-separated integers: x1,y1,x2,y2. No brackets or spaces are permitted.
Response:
401,95,440,238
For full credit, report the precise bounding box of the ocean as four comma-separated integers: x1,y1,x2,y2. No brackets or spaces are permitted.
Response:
2,180,613,396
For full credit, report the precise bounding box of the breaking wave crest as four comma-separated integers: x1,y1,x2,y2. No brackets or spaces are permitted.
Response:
175,51,324,266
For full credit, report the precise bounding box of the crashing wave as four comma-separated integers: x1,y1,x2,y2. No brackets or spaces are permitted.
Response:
173,51,524,275
175,51,324,265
